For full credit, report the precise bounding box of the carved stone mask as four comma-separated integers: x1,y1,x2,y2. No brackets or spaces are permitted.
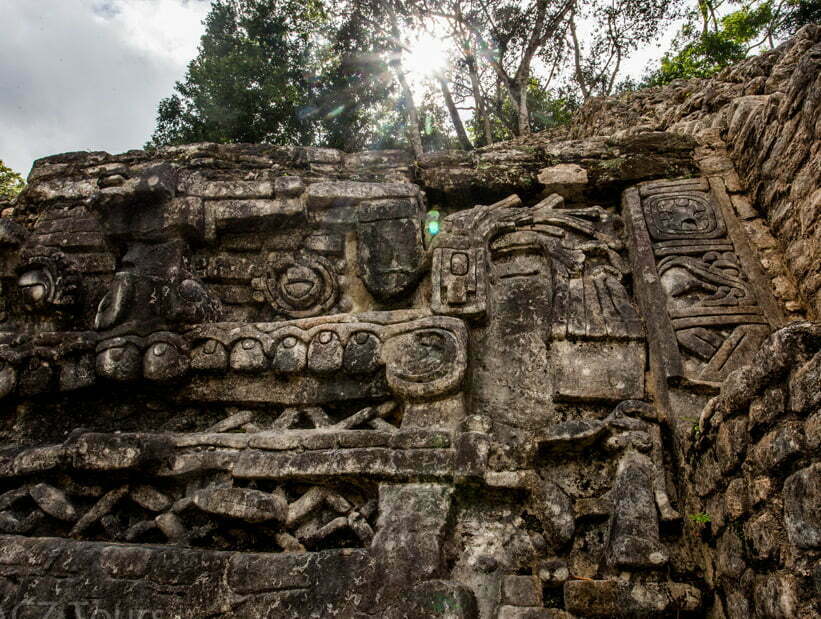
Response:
644,194,723,240
356,199,425,301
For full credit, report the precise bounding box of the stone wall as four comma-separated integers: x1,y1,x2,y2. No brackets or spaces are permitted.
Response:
685,322,820,618
0,28,817,619
572,24,821,319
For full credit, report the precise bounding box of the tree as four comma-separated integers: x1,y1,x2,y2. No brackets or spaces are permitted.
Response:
149,0,401,150
647,0,821,85
426,0,678,138
434,0,576,137
314,8,404,151
569,0,682,101
149,0,324,146
0,161,25,201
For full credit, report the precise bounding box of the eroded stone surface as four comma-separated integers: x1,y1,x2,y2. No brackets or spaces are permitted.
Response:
0,29,818,618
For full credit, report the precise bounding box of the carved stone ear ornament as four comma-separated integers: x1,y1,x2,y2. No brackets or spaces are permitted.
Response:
16,248,82,311
256,253,340,318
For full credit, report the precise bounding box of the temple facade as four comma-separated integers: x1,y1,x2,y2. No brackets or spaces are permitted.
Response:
0,24,818,619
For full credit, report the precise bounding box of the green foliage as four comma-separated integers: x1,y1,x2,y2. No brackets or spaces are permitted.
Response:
148,0,402,150
646,0,820,86
0,161,25,200
778,0,821,37
148,0,820,151
528,83,580,132
689,512,712,524
149,0,323,146
468,78,578,144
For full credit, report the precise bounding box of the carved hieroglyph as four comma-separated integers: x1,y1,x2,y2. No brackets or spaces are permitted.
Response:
624,178,782,383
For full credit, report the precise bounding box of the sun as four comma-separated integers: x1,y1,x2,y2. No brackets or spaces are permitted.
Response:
404,28,450,85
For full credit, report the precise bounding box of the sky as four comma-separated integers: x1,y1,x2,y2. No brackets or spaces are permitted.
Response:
1,0,679,178
0,0,210,175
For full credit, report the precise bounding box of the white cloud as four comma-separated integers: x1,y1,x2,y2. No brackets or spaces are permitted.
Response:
0,0,208,176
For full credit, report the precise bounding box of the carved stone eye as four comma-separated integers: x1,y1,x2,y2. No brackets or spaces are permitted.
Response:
263,256,338,318
18,268,54,308
144,342,189,382
450,252,469,276
191,340,227,371
343,331,381,374
308,331,342,373
96,344,142,382
271,336,306,373
231,339,268,372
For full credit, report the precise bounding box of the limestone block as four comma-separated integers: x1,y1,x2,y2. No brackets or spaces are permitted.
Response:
716,528,746,579
564,580,701,616
29,483,77,521
192,488,287,523
783,463,821,549
789,351,820,413
753,574,799,619
396,580,478,618
184,179,275,199
69,433,165,471
537,163,588,197
306,181,418,210
724,478,749,520
749,423,805,471
552,340,645,402
743,511,782,560
130,485,171,512
716,417,748,474
502,575,542,606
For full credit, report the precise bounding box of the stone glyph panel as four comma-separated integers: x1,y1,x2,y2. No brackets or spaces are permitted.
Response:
624,177,782,384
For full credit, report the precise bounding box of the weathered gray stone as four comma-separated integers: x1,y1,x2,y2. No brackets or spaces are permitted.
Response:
130,485,171,512
743,511,783,560
724,477,749,520
537,163,588,198
783,463,821,549
749,423,805,471
789,351,821,413
716,528,746,580
564,580,701,616
753,574,799,619
501,575,542,606
0,31,818,616
192,488,288,523
29,483,77,521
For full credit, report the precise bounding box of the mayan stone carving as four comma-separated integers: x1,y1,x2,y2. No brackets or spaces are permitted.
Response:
0,29,819,618
624,178,783,386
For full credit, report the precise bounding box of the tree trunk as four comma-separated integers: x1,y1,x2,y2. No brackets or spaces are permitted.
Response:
466,53,493,145
438,76,473,150
511,79,530,136
394,67,424,158
387,8,423,159
570,12,591,101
